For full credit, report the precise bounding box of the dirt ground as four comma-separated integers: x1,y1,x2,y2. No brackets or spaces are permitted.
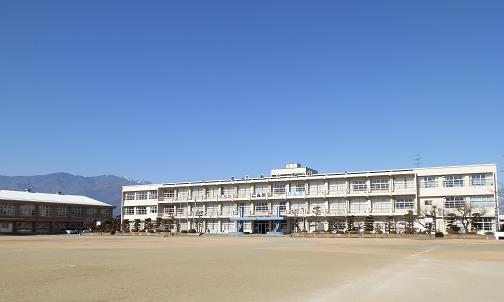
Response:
0,235,503,302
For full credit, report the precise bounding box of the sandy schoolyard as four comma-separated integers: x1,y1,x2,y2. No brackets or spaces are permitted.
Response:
0,235,503,302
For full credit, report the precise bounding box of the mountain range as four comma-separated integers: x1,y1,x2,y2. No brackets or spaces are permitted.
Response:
0,173,150,215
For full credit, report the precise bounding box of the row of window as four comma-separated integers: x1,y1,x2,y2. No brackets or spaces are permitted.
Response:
0,204,111,218
419,174,493,188
124,191,158,200
126,172,494,202
126,179,418,202
426,195,495,209
123,198,416,216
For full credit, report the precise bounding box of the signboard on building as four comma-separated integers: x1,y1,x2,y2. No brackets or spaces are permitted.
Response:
287,191,305,197
251,193,268,198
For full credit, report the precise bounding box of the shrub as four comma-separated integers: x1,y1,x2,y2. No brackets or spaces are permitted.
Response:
181,230,188,233
435,232,444,238
188,229,197,233
148,229,154,233
110,230,116,235
375,229,383,234
485,232,494,235
348,231,358,235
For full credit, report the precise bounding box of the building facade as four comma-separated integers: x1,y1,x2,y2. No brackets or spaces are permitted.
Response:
121,163,499,234
0,190,114,234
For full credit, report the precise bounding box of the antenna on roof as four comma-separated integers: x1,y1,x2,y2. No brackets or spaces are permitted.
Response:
415,154,422,168
25,188,32,193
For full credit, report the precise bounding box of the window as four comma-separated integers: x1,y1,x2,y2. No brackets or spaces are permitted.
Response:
310,201,326,213
123,207,134,215
370,179,389,191
192,188,205,200
309,182,325,195
125,192,135,200
177,206,186,215
148,190,158,200
55,206,68,217
72,207,84,217
20,205,35,216
0,204,16,216
395,198,414,209
254,184,270,195
424,200,433,206
150,206,157,214
136,191,148,200
329,181,346,194
101,208,112,218
394,178,414,190
206,187,218,198
239,203,251,215
255,202,268,212
39,205,52,217
163,205,174,215
292,183,305,192
163,190,175,199
279,201,287,212
372,198,391,213
329,199,346,214
136,206,147,215
470,174,489,186
443,176,464,187
206,204,218,215
177,189,188,200
222,186,236,196
192,205,204,214
351,180,367,192
273,184,286,195
221,203,235,215
470,196,494,208
420,177,437,188
476,218,493,231
86,208,98,218
238,186,251,198
444,196,465,208
350,199,367,214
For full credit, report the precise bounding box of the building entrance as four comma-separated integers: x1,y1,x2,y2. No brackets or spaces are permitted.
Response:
254,221,270,234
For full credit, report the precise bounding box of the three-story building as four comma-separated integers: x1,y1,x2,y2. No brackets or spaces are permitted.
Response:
121,163,499,234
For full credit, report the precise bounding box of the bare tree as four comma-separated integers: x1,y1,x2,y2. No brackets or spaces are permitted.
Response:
453,204,487,233
311,206,322,232
415,206,438,233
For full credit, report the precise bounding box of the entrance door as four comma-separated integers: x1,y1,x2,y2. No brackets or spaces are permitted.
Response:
254,221,270,234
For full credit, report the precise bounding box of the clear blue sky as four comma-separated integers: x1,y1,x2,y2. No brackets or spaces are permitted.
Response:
1,0,503,183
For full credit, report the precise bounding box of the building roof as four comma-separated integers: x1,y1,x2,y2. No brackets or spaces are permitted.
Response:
0,190,114,207
123,163,497,190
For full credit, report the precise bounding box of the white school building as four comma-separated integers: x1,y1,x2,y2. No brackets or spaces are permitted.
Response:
121,163,499,234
